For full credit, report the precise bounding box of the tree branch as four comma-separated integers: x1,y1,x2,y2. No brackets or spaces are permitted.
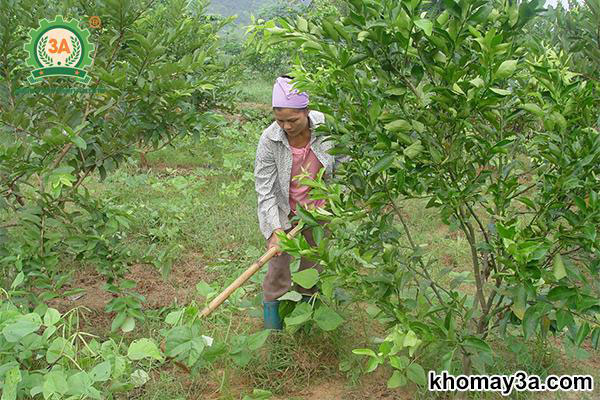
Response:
456,207,488,319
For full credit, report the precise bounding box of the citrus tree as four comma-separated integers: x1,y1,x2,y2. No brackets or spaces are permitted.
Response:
260,0,600,384
545,0,600,84
0,0,232,325
244,0,348,76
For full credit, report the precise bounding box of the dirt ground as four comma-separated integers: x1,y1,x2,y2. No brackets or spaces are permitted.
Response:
47,252,213,326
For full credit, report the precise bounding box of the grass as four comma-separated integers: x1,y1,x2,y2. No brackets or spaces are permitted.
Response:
236,75,273,105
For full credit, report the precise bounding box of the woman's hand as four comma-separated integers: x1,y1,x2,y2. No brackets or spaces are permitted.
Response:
267,228,285,256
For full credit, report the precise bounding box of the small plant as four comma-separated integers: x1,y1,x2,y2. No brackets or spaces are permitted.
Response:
104,280,146,334
0,283,162,399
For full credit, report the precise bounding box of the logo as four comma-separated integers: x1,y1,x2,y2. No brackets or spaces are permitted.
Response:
24,16,94,84
88,16,101,29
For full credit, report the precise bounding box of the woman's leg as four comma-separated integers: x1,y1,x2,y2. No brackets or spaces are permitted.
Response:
262,226,294,302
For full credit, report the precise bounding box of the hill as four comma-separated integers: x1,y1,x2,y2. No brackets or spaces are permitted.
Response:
207,0,275,26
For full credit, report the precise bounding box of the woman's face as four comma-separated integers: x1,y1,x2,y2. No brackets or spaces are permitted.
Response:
273,108,309,138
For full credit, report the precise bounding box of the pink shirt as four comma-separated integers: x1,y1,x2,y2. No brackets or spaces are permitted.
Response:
289,140,325,214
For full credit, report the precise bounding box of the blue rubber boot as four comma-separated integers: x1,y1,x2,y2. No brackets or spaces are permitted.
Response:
263,300,283,330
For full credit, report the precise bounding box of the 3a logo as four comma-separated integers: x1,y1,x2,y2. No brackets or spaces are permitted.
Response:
24,16,94,84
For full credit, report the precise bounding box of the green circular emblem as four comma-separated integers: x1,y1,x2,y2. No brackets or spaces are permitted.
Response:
24,15,94,84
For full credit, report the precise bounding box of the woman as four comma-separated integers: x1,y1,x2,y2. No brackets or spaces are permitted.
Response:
254,76,337,329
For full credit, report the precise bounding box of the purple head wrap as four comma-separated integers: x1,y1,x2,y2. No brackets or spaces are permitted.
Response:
272,77,309,108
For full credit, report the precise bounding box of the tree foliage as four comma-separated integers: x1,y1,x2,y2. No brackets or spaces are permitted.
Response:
262,0,600,381
0,0,233,301
245,0,348,76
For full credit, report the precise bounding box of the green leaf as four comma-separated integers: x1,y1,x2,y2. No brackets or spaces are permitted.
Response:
312,226,324,245
591,328,600,350
556,309,574,331
296,205,319,226
343,53,368,68
10,272,24,289
452,83,465,95
412,120,425,133
127,338,163,361
403,140,423,159
547,286,576,301
71,136,87,150
520,103,544,117
469,77,485,88
553,254,566,280
389,355,410,370
384,119,411,132
46,337,75,363
357,31,369,41
442,0,462,18
322,19,340,41
511,285,527,320
284,302,313,326
131,369,150,387
365,356,381,372
441,349,454,371
121,316,136,333
292,269,319,289
242,389,273,400
371,154,395,174
164,326,194,358
574,322,591,347
165,310,183,325
302,40,322,51
93,97,116,117
413,19,433,36
436,10,450,24
1,366,21,400
196,281,215,298
67,371,100,398
313,305,344,331
352,348,377,357
462,337,492,355
247,330,270,351
230,347,252,367
406,363,427,386
490,87,511,96
296,16,308,32
278,291,303,302
522,306,541,339
43,308,61,327
90,361,112,382
3,313,41,342
495,60,518,79
387,370,407,388
403,330,419,348
111,312,127,333
43,370,68,398
385,87,406,96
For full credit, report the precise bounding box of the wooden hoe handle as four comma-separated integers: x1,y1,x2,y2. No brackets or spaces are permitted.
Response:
200,224,303,318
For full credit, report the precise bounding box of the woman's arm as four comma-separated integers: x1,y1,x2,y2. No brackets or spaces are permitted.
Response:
254,135,282,240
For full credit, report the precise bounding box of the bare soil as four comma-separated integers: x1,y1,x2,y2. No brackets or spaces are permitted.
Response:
47,252,214,329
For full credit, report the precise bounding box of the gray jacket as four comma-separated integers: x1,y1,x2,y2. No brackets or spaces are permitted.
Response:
254,110,338,240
